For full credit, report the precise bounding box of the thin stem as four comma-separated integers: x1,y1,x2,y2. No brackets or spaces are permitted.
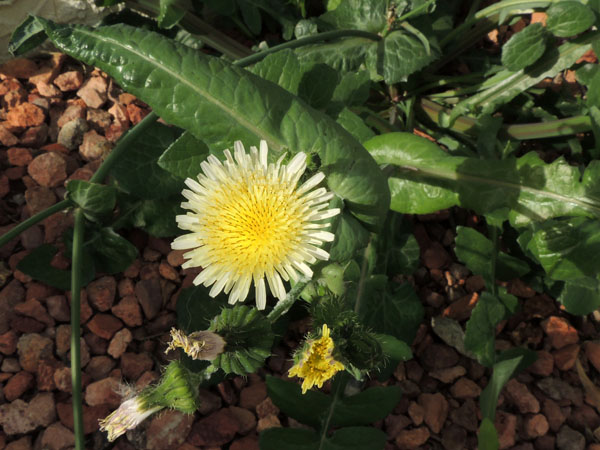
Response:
267,278,309,323
90,111,158,183
0,199,70,249
70,209,85,450
354,237,373,315
234,30,382,67
395,0,436,24
317,372,348,449
489,226,499,296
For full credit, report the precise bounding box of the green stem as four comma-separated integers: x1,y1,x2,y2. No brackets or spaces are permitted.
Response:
317,372,348,448
0,199,70,249
395,0,436,24
354,237,373,315
418,98,593,139
234,30,382,67
490,226,499,296
267,278,309,323
70,209,85,450
90,111,158,183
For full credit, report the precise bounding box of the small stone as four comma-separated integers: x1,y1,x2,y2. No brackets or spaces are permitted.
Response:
421,344,459,370
0,124,19,146
107,328,132,359
126,103,149,124
0,392,56,435
187,408,240,447
46,295,70,322
58,118,89,150
0,330,18,355
7,147,32,166
40,422,75,450
441,424,467,450
54,367,72,392
19,123,48,147
239,382,267,410
87,276,116,311
159,261,179,281
4,436,31,450
37,358,61,391
4,371,34,401
85,356,115,380
541,316,578,349
257,414,281,432
84,377,121,407
36,81,62,98
495,411,517,449
120,352,153,380
529,350,554,376
556,425,585,450
0,59,38,78
504,379,540,414
2,357,21,372
443,293,479,321
422,242,451,269
24,188,56,218
56,402,110,435
229,406,256,435
450,377,481,399
135,278,163,320
0,280,24,334
145,409,194,450
29,53,65,85
57,103,86,128
450,398,478,432
543,398,566,432
79,130,112,161
536,378,582,405
256,397,279,419
77,76,108,108
27,152,66,188
167,250,186,267
86,313,123,340
554,344,579,371
408,401,424,426
418,392,448,434
6,103,45,127
111,295,143,327
197,388,223,415
585,341,600,372
230,435,259,450
14,298,54,326
395,427,430,449
524,414,549,439
17,333,54,372
54,71,84,91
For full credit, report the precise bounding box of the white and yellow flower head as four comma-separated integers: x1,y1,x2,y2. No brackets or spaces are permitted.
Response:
165,327,226,361
99,396,161,442
288,324,345,394
171,140,340,310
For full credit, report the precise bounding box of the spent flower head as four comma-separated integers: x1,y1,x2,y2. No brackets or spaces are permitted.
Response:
172,140,340,309
288,323,344,394
99,397,161,442
165,327,226,360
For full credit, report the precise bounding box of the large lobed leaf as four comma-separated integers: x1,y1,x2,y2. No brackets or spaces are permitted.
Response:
28,17,389,230
364,132,600,226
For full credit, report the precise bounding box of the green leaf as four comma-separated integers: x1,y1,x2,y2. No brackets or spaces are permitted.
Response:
319,0,388,33
364,132,600,226
525,217,600,281
31,19,389,230
378,30,437,84
449,31,598,120
66,180,116,222
324,427,387,450
260,428,319,450
266,375,331,428
295,37,378,73
298,63,340,109
331,70,371,107
479,348,537,421
329,210,370,262
375,333,413,361
587,70,600,109
375,212,419,277
558,278,600,315
157,131,210,179
16,244,94,290
158,0,186,29
478,418,499,450
112,121,183,199
89,227,138,274
239,0,262,35
360,282,424,344
331,386,402,427
546,1,596,38
455,226,530,286
464,292,507,367
8,15,47,57
501,23,547,71
335,108,375,143
132,196,184,237
251,50,303,94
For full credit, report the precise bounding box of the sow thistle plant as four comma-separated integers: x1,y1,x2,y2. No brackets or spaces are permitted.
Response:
5,1,600,449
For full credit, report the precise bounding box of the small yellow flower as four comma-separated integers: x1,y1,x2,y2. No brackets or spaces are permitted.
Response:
99,397,161,442
165,327,226,360
288,324,344,394
171,140,340,310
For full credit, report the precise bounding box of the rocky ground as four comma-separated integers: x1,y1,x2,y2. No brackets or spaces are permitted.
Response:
1,52,600,450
